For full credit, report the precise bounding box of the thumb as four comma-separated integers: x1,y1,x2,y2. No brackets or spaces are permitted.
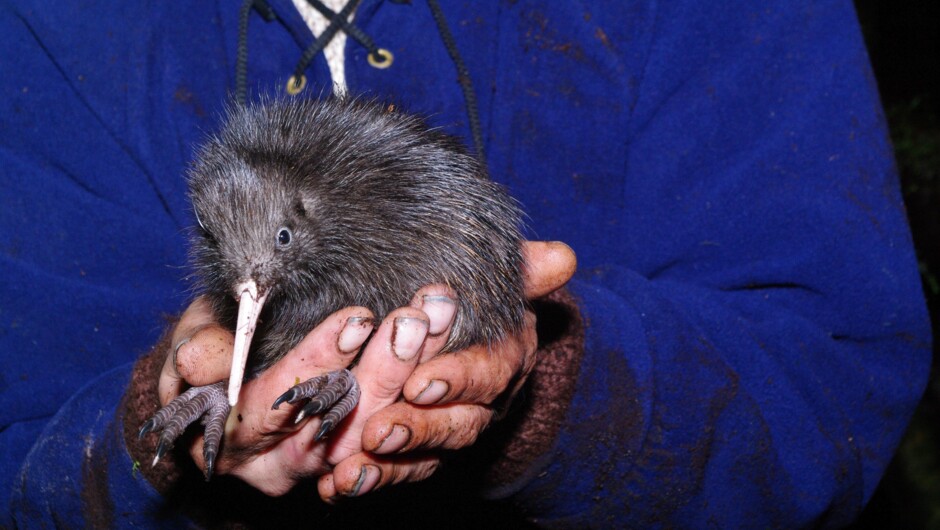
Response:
523,241,577,298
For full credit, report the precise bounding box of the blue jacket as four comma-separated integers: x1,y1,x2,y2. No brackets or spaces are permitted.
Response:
1,0,930,527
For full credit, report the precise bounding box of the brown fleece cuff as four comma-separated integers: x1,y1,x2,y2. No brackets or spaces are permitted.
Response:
119,321,324,528
121,320,189,495
475,286,585,487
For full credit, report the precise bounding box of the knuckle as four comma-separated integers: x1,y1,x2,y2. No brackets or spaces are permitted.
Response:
449,426,480,448
404,411,430,441
254,480,293,497
498,354,519,383
393,459,441,485
258,411,286,436
520,346,538,376
232,462,295,497
452,351,515,404
370,374,407,400
412,459,441,482
436,408,489,449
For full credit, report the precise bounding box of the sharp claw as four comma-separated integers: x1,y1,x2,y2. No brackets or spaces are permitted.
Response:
302,399,328,418
294,397,328,425
153,439,170,467
272,388,297,410
314,420,334,441
205,452,216,481
138,418,156,439
144,382,229,477
283,369,361,435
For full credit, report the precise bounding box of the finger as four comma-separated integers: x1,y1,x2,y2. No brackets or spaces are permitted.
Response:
158,297,224,405
225,450,299,497
321,452,441,500
362,401,494,454
171,296,219,346
173,325,234,387
214,415,334,495
402,311,537,406
318,473,338,503
325,307,429,463
523,241,577,298
188,307,375,481
190,402,336,490
260,306,374,389
408,284,457,362
231,307,375,436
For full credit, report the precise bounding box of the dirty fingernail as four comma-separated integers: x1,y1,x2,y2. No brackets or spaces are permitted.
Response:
422,295,456,335
338,316,374,353
392,317,428,361
412,380,449,405
350,465,381,497
172,337,191,358
375,424,412,454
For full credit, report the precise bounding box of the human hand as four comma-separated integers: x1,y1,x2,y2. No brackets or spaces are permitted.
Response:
157,275,473,494
317,241,577,500
156,241,575,496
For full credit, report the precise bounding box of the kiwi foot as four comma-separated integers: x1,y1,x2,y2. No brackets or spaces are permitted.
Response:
272,368,360,441
138,382,229,479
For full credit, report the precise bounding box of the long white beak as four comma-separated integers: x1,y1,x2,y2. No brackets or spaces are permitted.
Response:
228,279,267,406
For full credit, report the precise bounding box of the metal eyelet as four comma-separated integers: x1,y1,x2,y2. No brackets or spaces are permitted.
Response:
367,48,394,69
286,75,307,95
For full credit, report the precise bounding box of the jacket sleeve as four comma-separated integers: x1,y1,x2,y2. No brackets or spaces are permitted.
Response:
0,3,215,526
494,1,931,527
8,361,196,529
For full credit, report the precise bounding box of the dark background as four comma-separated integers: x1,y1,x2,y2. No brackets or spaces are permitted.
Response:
851,0,940,527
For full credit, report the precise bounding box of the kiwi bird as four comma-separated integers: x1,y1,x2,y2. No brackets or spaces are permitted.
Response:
139,97,526,478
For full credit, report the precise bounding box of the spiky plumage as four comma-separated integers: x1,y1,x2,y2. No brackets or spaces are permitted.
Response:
188,97,526,376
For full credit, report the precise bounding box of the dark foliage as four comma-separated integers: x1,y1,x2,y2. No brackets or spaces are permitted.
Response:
851,1,940,527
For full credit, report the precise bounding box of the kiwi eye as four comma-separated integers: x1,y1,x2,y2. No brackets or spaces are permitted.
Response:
277,227,292,247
